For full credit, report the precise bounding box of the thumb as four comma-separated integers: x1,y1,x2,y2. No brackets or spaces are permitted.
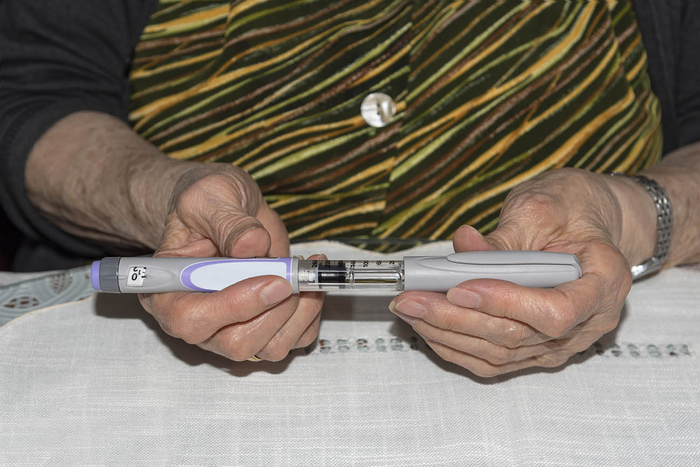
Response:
453,225,499,252
169,167,273,258
211,211,272,258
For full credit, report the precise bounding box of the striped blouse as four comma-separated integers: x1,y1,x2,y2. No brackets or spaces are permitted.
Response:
129,0,662,252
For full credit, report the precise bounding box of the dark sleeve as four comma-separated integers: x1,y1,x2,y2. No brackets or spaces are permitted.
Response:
0,0,158,257
674,1,700,149
633,0,700,154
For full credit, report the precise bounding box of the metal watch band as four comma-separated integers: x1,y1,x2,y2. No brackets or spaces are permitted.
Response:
610,173,673,279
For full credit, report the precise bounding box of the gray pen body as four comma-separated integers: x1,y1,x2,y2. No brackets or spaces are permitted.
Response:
403,251,581,290
93,252,581,294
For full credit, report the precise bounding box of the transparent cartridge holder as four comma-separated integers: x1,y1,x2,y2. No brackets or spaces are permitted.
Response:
296,259,404,291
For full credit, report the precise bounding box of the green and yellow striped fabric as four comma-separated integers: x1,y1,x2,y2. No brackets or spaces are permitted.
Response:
129,0,662,251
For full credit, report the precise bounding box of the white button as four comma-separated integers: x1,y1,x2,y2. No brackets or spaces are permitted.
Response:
361,93,396,127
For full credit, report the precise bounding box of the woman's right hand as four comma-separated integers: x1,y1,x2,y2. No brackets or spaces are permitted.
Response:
138,164,324,362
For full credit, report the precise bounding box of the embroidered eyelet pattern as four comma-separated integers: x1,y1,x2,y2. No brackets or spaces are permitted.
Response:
311,337,693,358
49,272,73,294
2,295,40,310
589,341,692,358
0,266,95,326
316,336,422,354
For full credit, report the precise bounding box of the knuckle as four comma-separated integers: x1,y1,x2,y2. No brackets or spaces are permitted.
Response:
228,345,254,362
537,353,570,368
176,184,203,210
297,325,321,349
214,171,259,211
206,172,250,197
503,180,536,207
604,310,621,333
264,345,291,362
217,333,255,362
546,321,568,339
167,299,214,344
440,307,464,332
164,312,197,344
547,303,578,337
617,267,633,300
487,345,515,366
572,340,593,354
430,343,502,378
295,332,317,349
498,322,533,348
510,192,557,219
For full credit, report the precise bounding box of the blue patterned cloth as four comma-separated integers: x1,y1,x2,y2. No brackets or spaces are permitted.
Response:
0,266,94,326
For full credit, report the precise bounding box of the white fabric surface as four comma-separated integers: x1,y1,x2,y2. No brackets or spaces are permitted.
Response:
1,241,698,466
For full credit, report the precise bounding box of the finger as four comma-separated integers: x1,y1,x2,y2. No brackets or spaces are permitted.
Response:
182,200,271,258
218,216,271,258
412,323,556,365
390,291,546,348
420,336,573,378
452,225,499,253
257,203,290,257
256,291,323,361
205,253,326,361
155,235,219,258
294,310,322,349
171,170,273,258
199,295,300,361
487,189,569,252
139,275,293,345
257,254,327,359
445,278,591,338
402,305,612,364
154,214,219,256
448,242,629,338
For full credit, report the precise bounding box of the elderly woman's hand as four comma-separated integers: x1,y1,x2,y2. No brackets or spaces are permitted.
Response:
389,168,652,377
139,164,323,362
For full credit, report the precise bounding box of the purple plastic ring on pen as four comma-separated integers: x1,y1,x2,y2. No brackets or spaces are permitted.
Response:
91,261,102,291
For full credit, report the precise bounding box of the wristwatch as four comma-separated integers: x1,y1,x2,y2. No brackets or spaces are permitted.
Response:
610,173,673,279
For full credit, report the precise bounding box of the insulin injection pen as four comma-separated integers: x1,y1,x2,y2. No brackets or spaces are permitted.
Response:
91,251,581,294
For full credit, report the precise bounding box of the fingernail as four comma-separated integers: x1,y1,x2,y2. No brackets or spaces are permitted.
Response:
260,280,292,306
303,253,327,260
446,288,481,309
388,300,421,323
394,299,427,319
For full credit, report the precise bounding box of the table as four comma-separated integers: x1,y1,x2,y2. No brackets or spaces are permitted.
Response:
1,241,698,465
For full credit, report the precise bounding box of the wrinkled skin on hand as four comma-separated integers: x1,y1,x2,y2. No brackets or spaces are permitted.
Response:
390,168,633,377
138,164,323,362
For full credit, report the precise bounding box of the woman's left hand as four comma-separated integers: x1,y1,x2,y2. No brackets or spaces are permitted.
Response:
389,168,650,377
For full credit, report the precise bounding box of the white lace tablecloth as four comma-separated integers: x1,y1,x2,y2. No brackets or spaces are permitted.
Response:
1,241,698,466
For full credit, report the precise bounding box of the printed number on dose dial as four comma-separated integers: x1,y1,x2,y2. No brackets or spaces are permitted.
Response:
127,267,147,287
